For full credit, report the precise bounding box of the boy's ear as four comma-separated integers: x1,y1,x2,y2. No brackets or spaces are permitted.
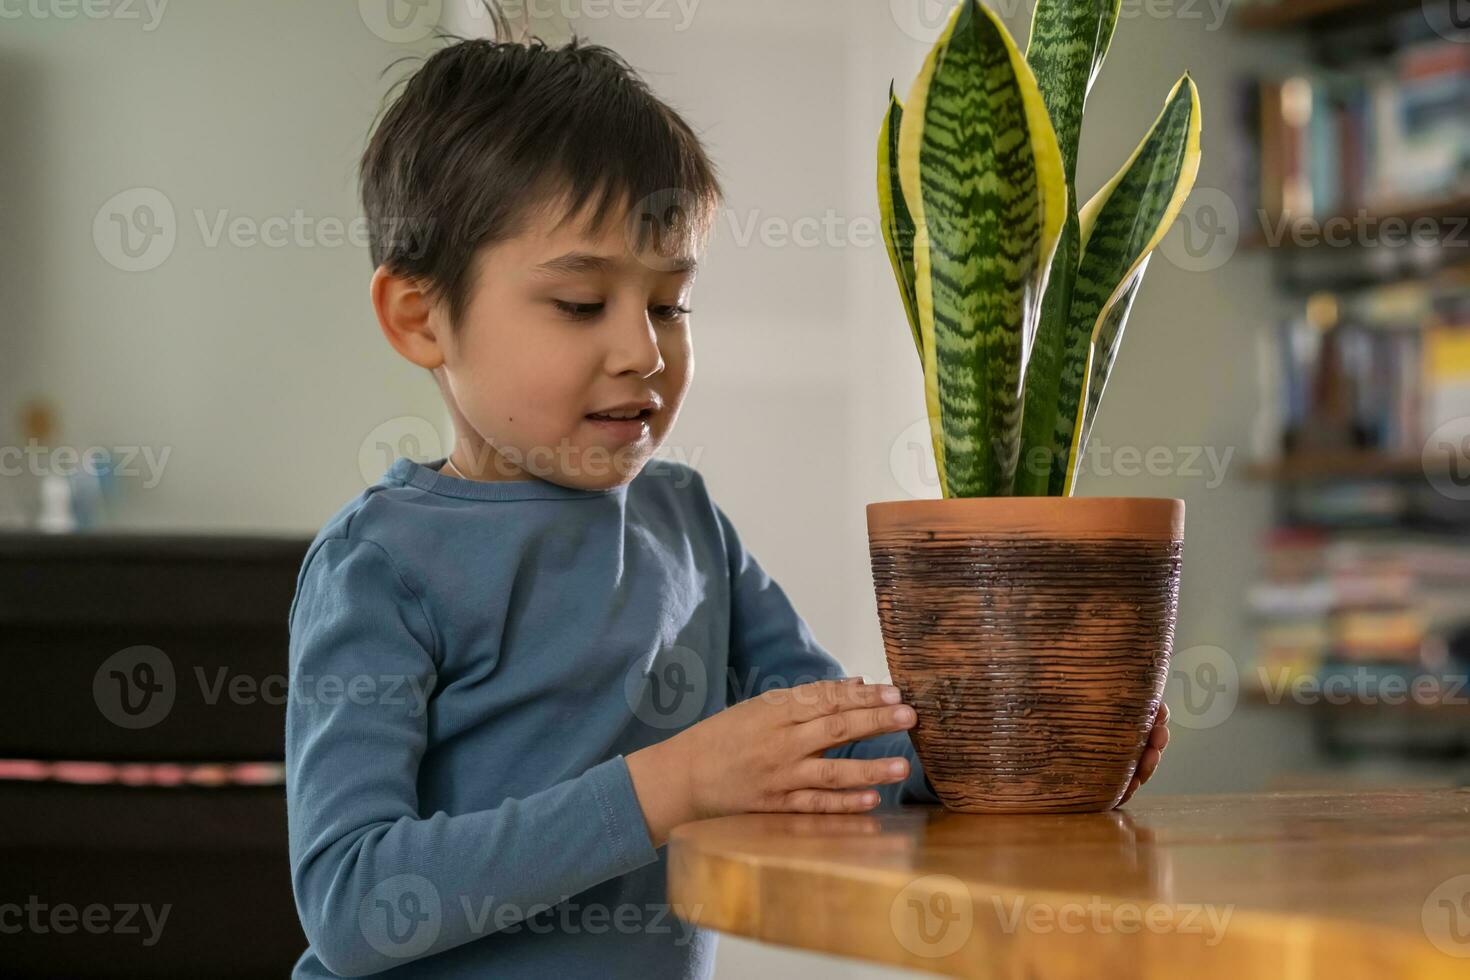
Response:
370,265,446,370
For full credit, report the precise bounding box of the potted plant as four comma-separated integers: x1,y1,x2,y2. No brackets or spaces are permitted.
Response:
869,0,1202,812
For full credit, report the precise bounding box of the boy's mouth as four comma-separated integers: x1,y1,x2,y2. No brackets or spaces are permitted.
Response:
584,402,658,445
586,408,653,422
586,397,660,423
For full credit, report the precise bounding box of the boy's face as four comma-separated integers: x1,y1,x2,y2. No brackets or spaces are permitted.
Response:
433,195,698,490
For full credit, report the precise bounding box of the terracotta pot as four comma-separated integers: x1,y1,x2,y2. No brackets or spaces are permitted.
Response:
866,497,1184,813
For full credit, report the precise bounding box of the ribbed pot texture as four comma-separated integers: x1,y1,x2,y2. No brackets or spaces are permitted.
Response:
866,497,1184,813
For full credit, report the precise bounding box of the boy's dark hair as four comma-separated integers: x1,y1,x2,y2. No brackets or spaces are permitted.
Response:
359,3,725,329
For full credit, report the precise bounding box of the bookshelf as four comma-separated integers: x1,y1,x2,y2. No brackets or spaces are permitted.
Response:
1242,684,1470,713
1233,1,1470,781
1237,0,1423,33
1244,450,1436,481
1241,193,1470,251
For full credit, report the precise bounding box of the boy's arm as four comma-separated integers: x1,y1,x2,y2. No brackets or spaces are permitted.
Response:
706,494,940,808
285,536,658,976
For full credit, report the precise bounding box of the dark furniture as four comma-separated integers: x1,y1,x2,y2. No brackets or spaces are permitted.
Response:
0,532,311,977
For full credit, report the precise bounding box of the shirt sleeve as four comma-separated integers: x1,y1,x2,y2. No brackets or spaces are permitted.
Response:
704,492,940,808
285,534,659,976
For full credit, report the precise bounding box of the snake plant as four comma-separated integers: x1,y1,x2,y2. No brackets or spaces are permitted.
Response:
879,0,1202,498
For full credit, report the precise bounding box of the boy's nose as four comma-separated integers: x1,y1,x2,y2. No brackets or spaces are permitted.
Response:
605,314,665,377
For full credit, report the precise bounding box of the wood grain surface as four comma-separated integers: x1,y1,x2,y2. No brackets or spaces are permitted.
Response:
667,789,1470,979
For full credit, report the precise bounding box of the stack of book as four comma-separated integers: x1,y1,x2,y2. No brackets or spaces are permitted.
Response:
1249,529,1470,687
1237,39,1470,221
1274,270,1470,459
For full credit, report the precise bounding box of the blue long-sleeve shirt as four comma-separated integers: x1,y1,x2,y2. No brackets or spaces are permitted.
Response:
285,455,938,978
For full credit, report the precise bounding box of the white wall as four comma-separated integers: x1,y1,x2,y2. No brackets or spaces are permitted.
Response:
2,1,486,532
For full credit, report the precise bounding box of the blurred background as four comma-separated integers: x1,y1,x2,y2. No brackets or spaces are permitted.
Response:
2,0,1468,976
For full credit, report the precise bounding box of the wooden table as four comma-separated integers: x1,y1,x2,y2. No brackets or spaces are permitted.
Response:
667,790,1470,979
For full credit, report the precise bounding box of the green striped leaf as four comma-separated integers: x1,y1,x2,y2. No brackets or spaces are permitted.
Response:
1014,210,1079,494
898,0,1067,498
1077,263,1145,456
878,85,923,364
1014,0,1121,495
1057,73,1203,494
1025,0,1121,186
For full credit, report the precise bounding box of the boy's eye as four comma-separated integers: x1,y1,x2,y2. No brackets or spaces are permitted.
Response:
552,301,693,321
553,300,603,319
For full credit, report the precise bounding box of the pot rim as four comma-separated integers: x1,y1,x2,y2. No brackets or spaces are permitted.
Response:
866,496,1185,541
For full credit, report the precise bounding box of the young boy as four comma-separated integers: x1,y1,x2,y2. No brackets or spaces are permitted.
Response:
285,22,1168,980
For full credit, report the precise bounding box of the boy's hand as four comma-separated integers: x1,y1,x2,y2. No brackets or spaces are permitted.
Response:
1116,702,1170,807
626,678,916,847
